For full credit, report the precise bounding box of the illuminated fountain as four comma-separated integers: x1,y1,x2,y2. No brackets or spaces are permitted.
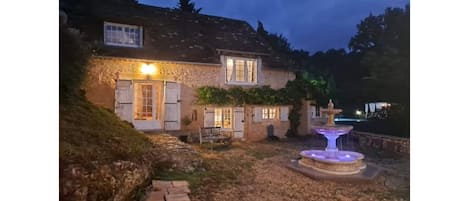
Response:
298,99,366,175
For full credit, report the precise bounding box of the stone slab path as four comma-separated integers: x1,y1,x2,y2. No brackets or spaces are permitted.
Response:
146,180,191,201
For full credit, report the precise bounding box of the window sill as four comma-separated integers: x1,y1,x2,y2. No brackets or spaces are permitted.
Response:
225,82,258,86
104,43,142,48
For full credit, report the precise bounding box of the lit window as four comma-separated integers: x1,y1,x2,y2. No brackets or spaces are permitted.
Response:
235,60,245,81
104,22,142,47
225,57,257,84
223,108,232,128
262,108,277,120
226,59,234,82
215,108,222,127
134,83,155,120
214,108,232,128
247,60,255,82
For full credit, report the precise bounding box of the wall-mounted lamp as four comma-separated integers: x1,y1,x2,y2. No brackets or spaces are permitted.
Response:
141,63,157,75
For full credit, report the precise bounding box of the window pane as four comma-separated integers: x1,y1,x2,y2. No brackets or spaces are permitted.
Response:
134,83,153,120
262,108,269,119
247,60,254,82
235,60,245,81
104,23,141,47
269,108,276,119
215,108,222,127
223,108,232,128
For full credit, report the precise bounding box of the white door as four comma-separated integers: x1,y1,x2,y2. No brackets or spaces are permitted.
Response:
115,80,133,123
233,107,244,139
164,82,180,130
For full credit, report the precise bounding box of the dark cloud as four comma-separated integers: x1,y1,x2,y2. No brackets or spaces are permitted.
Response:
140,0,409,53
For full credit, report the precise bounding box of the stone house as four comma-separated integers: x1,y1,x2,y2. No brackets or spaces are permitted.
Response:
63,3,307,141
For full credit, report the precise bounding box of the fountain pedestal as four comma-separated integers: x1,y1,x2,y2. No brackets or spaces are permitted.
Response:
297,100,367,175
324,134,339,152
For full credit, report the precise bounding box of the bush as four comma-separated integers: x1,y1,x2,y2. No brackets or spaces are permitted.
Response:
59,24,91,103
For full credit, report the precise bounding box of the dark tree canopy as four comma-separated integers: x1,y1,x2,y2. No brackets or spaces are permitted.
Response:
176,0,202,13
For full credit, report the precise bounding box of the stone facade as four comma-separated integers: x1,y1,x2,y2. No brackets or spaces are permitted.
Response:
83,56,296,141
350,131,410,154
243,105,291,141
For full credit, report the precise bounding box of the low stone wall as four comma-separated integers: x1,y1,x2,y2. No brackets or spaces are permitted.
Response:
350,131,409,154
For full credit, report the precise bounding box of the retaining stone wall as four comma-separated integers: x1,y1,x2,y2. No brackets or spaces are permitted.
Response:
351,131,410,154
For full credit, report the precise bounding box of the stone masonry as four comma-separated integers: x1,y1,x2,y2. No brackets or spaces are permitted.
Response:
350,131,410,154
147,180,191,201
83,56,297,141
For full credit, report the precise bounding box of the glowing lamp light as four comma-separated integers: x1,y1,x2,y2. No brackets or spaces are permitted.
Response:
355,110,362,115
141,64,156,75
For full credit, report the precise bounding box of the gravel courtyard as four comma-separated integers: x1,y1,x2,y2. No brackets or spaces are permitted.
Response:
157,136,410,201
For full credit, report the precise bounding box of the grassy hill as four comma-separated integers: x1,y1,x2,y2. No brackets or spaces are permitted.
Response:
59,95,153,167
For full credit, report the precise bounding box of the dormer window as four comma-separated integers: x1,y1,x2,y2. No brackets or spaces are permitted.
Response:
104,22,142,47
225,56,258,85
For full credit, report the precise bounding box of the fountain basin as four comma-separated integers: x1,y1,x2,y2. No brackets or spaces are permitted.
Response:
299,150,366,175
313,125,353,136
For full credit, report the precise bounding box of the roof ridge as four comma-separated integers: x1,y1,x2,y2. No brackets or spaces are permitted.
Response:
136,3,251,25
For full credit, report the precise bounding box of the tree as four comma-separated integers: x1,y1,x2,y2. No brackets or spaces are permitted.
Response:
359,6,410,104
176,0,202,13
348,13,384,53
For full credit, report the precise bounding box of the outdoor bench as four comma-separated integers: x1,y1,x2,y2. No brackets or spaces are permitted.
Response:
199,127,233,147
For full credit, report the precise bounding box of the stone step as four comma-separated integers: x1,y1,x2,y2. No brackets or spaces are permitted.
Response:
167,186,191,194
150,180,191,201
145,191,165,201
165,193,191,201
152,180,172,191
172,180,189,187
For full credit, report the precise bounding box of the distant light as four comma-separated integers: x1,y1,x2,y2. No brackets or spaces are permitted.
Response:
355,110,362,115
141,63,156,75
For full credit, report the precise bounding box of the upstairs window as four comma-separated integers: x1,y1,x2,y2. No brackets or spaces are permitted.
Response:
225,57,257,85
104,22,142,47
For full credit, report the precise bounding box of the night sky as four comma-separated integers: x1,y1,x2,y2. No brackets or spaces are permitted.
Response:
140,0,409,53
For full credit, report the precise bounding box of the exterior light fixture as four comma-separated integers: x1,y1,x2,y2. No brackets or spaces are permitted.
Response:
141,63,156,75
355,110,362,115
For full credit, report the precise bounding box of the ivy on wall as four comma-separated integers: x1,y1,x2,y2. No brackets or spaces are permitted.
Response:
195,75,330,136
195,86,289,106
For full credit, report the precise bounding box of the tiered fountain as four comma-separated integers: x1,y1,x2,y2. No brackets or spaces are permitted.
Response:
298,100,366,175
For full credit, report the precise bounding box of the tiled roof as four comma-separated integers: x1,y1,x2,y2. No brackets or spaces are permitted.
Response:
62,2,291,68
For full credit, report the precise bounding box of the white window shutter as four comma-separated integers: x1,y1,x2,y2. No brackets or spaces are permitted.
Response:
280,106,289,121
254,107,262,122
204,108,215,127
115,80,133,122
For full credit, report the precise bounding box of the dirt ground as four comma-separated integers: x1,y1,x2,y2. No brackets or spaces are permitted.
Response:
162,136,410,201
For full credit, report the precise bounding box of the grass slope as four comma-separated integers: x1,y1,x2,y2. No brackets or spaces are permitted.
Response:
59,96,153,167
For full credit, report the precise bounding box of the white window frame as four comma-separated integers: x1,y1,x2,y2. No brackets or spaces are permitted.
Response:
104,21,143,48
214,107,232,129
262,107,277,120
134,82,157,120
225,56,258,85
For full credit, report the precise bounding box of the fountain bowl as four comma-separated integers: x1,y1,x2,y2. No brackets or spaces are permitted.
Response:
299,150,366,175
312,125,353,136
